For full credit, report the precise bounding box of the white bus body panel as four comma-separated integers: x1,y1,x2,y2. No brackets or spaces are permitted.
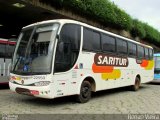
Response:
9,19,154,99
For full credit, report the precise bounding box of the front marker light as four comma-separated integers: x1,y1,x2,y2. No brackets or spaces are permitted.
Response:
9,79,14,83
9,76,14,83
34,81,51,86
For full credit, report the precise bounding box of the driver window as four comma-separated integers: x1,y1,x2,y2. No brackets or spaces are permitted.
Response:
54,24,81,72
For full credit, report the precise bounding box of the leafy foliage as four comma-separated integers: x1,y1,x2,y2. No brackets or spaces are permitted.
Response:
131,19,146,39
40,0,160,44
63,0,132,30
143,24,160,44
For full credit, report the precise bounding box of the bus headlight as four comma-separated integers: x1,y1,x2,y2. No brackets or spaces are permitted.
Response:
34,81,51,86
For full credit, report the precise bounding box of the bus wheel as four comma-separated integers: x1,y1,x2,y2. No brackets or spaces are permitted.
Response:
131,76,140,91
76,81,91,103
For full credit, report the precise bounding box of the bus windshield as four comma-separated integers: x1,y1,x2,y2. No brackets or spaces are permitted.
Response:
12,23,59,75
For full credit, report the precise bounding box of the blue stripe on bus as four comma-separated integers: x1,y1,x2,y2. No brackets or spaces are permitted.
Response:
154,54,160,57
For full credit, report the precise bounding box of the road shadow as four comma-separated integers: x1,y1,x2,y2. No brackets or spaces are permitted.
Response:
91,85,148,99
19,95,76,107
0,84,9,89
17,85,149,106
147,82,160,86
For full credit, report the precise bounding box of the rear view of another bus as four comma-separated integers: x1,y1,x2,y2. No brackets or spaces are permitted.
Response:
153,53,160,82
0,38,16,84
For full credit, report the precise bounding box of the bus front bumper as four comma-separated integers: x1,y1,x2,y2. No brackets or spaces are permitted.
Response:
9,82,55,99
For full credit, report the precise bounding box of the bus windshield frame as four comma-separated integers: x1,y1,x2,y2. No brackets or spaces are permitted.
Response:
11,23,59,75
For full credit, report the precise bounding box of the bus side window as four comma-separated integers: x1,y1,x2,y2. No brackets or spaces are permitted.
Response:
116,38,127,55
128,42,137,57
0,43,5,58
137,45,145,59
55,24,81,73
6,44,15,58
149,49,153,60
144,47,149,59
101,34,116,53
83,28,101,52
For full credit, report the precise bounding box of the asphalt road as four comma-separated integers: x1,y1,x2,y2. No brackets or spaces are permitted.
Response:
0,83,160,114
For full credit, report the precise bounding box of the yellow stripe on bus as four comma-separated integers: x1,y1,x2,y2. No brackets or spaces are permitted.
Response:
101,69,121,80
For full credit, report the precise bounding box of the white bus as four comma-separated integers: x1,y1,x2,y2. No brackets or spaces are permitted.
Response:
9,19,154,103
0,38,16,84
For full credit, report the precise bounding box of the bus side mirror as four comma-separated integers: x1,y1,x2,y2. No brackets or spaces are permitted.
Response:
58,42,64,53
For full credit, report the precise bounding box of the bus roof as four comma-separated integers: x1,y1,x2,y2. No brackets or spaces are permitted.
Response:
23,19,153,49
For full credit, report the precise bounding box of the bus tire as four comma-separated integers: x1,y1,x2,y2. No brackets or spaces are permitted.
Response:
131,76,140,91
76,81,91,103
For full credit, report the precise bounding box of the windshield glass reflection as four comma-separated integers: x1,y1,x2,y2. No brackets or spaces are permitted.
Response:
12,23,59,75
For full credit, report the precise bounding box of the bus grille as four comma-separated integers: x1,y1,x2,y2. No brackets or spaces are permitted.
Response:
15,88,33,96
